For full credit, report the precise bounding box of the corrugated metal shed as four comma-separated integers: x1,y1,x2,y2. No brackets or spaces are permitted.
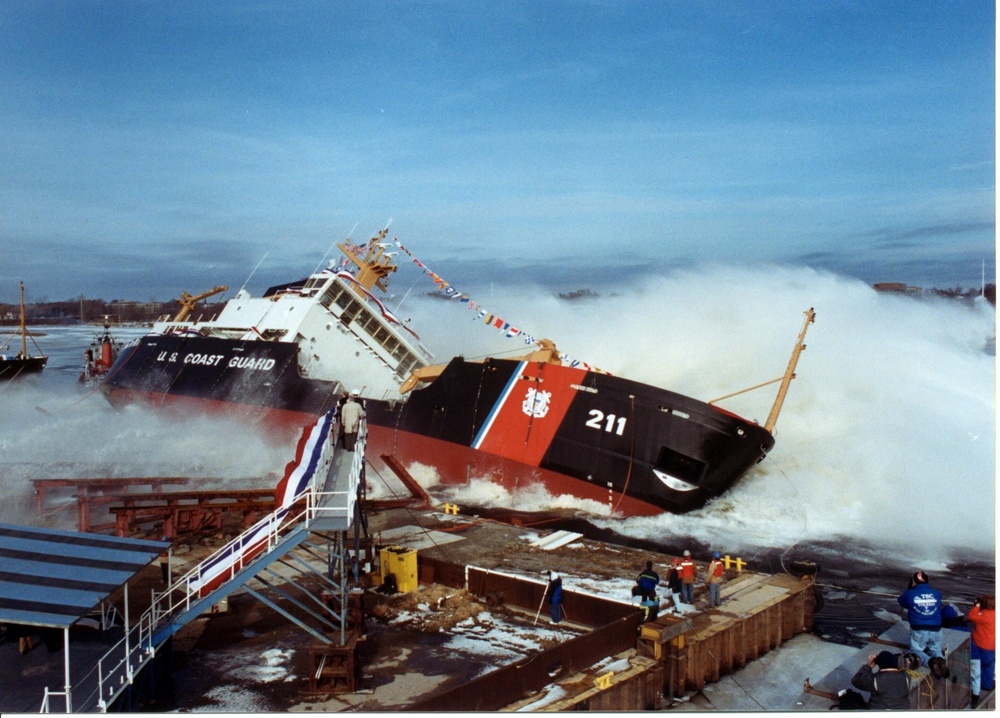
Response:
0,522,166,628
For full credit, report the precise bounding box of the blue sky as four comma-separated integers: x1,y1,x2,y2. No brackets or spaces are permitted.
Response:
1,1,994,303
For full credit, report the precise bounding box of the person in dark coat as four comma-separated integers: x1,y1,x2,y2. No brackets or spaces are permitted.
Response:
335,390,349,445
897,570,943,666
546,571,563,624
635,561,660,602
851,650,912,710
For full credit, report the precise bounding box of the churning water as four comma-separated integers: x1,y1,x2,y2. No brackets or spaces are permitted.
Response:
1,264,994,621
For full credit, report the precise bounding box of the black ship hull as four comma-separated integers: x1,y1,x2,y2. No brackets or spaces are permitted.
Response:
0,356,47,380
102,334,774,514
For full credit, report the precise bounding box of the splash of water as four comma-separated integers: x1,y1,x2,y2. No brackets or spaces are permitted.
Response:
3,264,992,563
0,380,289,526
403,264,995,559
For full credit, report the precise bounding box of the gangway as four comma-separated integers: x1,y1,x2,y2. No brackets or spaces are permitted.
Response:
76,411,370,713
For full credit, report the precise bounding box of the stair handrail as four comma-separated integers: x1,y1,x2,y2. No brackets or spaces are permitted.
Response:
306,417,365,526
88,411,364,712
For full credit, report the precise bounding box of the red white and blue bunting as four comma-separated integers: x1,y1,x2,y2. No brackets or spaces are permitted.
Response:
189,410,334,596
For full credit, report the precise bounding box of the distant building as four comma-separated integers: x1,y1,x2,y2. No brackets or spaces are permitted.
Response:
873,282,923,296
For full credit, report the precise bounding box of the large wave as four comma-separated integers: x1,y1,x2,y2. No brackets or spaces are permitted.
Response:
2,263,993,562
401,263,995,559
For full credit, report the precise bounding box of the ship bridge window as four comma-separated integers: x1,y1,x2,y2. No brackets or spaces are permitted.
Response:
396,354,420,378
303,277,330,291
340,298,362,325
324,281,423,376
358,312,382,336
353,304,376,333
324,284,354,311
654,447,706,486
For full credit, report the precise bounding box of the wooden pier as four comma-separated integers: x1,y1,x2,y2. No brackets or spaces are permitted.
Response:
33,477,193,532
638,571,815,700
407,553,816,711
33,477,190,516
108,488,277,538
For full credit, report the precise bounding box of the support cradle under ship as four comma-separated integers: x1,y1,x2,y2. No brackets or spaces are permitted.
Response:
101,231,815,515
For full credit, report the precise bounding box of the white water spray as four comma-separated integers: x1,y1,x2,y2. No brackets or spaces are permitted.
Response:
402,264,995,558
1,264,993,562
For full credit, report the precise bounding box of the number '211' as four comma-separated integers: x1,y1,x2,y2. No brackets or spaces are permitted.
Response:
585,409,626,436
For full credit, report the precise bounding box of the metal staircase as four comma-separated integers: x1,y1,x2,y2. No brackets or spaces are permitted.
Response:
80,412,369,712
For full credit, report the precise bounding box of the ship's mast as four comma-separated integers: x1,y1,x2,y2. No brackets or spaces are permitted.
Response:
763,307,815,433
708,307,815,434
337,228,397,293
19,281,27,359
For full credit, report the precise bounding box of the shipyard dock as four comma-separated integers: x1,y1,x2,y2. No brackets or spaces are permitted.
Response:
3,475,987,712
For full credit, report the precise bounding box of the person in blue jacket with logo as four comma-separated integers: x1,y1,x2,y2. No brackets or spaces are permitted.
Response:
897,570,943,666
546,571,563,624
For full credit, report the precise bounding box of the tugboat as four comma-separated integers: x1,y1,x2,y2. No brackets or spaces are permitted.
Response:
100,230,815,515
80,321,122,385
0,281,47,380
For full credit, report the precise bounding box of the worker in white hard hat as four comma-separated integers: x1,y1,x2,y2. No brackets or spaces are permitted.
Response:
341,390,364,451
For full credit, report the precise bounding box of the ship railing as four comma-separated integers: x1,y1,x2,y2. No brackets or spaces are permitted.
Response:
304,418,365,526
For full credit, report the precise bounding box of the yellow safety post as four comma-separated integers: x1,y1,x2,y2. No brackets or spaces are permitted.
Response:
379,545,418,593
723,555,746,572
442,503,459,515
594,672,613,690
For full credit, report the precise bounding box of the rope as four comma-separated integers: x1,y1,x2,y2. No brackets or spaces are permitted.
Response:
908,669,933,705
610,394,636,514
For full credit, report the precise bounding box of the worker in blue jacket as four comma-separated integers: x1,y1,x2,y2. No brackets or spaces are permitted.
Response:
546,571,563,624
635,561,660,602
897,570,943,666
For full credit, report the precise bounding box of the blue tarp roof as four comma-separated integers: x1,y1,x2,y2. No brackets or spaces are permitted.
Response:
0,522,167,628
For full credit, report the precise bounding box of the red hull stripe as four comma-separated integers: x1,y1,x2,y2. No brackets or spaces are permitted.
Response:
367,423,663,517
471,361,579,467
106,385,665,517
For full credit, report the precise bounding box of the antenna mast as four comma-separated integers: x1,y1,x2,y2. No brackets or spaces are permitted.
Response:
708,307,816,435
19,281,27,358
763,308,815,433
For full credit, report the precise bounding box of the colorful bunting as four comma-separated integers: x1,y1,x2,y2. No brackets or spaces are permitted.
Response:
391,238,609,374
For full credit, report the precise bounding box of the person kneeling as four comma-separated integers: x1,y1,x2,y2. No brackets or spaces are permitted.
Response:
851,650,911,710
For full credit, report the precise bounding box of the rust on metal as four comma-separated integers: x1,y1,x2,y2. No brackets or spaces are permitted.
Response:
378,453,432,507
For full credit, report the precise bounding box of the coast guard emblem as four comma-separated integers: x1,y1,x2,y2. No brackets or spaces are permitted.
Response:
522,387,551,418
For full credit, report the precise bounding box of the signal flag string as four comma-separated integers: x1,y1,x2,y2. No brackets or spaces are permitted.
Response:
392,238,610,374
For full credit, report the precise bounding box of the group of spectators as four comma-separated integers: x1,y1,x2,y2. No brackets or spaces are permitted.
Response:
849,570,994,709
633,549,727,614
549,559,991,710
